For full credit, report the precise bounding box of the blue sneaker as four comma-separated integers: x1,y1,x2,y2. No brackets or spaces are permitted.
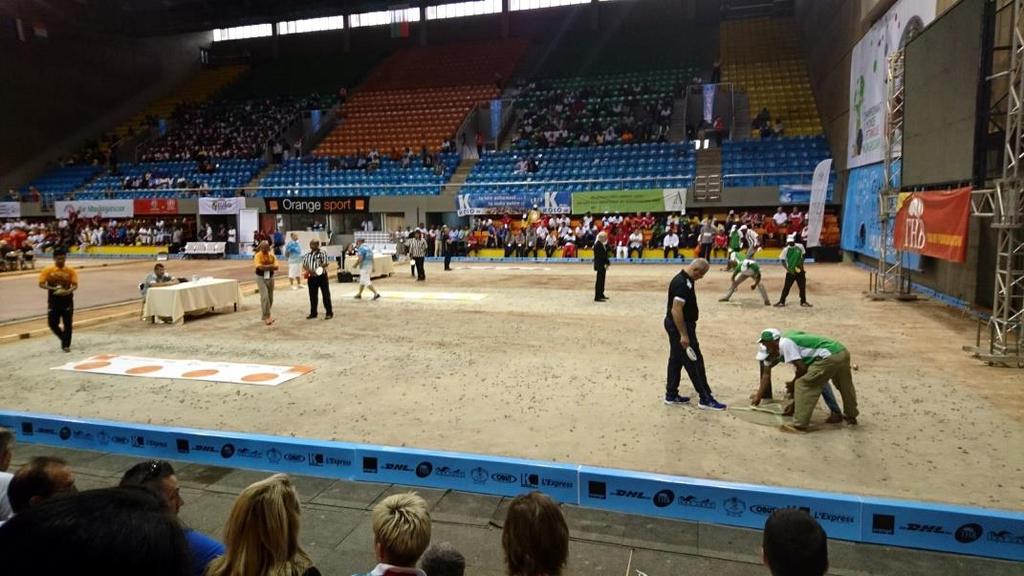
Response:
664,394,690,405
698,398,727,411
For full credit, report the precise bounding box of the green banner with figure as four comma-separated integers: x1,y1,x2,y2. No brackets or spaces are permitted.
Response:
571,188,687,214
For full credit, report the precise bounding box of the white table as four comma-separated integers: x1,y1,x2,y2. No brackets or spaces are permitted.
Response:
142,278,243,324
344,254,394,278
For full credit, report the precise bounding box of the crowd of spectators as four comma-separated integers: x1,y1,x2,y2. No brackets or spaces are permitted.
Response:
141,97,307,162
391,206,812,261
753,107,786,139
0,215,197,262
512,81,675,149
0,427,833,576
323,145,451,177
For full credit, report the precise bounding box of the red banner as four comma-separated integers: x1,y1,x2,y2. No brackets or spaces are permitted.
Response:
133,198,179,215
893,187,971,263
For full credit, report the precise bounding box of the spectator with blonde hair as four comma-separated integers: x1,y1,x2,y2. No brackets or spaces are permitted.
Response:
355,492,432,576
205,474,320,576
502,491,568,576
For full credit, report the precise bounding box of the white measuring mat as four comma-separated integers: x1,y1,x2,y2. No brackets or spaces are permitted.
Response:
52,354,313,386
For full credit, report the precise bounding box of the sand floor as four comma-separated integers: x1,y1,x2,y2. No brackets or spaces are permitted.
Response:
0,260,1021,510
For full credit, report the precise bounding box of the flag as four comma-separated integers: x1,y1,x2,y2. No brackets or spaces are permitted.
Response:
16,18,26,42
893,187,972,263
806,159,832,248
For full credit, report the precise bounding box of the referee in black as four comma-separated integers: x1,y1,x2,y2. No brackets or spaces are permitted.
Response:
664,258,726,410
303,239,333,320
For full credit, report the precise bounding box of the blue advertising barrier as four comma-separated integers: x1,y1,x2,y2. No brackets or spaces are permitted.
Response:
1,410,1021,562
578,466,863,542
840,161,922,271
778,183,835,205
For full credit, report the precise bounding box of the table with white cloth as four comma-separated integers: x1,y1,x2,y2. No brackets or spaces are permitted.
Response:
142,278,243,324
343,254,394,278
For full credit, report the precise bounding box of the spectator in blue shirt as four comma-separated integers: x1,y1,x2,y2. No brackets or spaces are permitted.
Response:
120,460,224,576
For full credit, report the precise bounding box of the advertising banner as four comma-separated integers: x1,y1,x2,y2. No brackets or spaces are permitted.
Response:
2,408,1023,562
265,196,369,214
806,159,833,248
456,190,571,216
893,187,971,262
133,198,179,215
55,200,134,218
198,197,244,215
0,202,20,219
571,188,686,215
848,0,936,169
840,161,922,270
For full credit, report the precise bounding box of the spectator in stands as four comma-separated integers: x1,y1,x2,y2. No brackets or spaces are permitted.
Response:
120,460,224,576
0,487,191,576
354,492,431,576
753,108,771,131
628,229,644,259
663,228,680,259
698,219,716,259
762,509,829,576
790,207,804,232
7,456,77,518
420,542,465,576
502,491,568,576
773,119,785,138
6,189,18,201
711,58,722,84
742,225,761,259
0,428,13,523
713,115,727,147
206,474,320,576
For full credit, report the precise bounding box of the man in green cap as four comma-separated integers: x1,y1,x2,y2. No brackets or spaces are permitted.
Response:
758,328,859,433
719,256,771,306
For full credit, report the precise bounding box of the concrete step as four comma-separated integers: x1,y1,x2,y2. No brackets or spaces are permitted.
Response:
442,158,478,196
668,97,688,142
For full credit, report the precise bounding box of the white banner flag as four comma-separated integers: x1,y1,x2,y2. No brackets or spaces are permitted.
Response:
55,200,134,218
0,202,21,219
806,159,832,248
199,197,244,215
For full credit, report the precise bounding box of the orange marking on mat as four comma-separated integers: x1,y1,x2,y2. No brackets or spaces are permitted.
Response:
181,369,219,378
287,365,314,374
241,373,279,382
92,354,118,360
125,365,163,375
74,361,111,370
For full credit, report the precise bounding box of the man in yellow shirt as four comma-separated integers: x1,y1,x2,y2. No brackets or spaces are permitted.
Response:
37,247,78,352
253,241,278,325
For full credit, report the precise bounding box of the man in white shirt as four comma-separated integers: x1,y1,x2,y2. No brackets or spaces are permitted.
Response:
772,206,788,228
742,225,760,259
663,230,680,259
628,229,644,259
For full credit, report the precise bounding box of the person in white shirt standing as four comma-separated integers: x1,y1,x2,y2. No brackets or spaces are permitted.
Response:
741,225,760,259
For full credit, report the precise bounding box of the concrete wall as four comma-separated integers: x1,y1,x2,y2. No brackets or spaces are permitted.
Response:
1,31,209,188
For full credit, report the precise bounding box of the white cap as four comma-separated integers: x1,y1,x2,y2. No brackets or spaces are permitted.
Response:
786,233,796,243
740,225,748,231
756,344,770,362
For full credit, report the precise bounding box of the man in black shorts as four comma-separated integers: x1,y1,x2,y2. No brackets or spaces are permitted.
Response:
663,258,727,410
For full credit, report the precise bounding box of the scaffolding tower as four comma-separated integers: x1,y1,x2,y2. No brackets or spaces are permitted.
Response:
965,0,1024,367
869,49,916,299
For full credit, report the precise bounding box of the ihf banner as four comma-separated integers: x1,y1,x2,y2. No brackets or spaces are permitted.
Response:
456,191,570,216
893,188,971,263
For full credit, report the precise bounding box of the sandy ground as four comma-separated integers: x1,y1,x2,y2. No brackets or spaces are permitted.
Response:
0,260,1021,511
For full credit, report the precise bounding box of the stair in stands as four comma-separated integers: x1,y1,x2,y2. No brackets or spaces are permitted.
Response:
695,147,723,202
696,148,722,178
245,164,279,197
442,158,477,196
732,91,752,141
668,97,688,142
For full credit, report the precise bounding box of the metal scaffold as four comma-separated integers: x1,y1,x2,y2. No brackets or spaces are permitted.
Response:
869,49,916,299
965,0,1024,367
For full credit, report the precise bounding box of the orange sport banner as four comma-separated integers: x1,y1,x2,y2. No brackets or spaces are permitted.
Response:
893,187,971,263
